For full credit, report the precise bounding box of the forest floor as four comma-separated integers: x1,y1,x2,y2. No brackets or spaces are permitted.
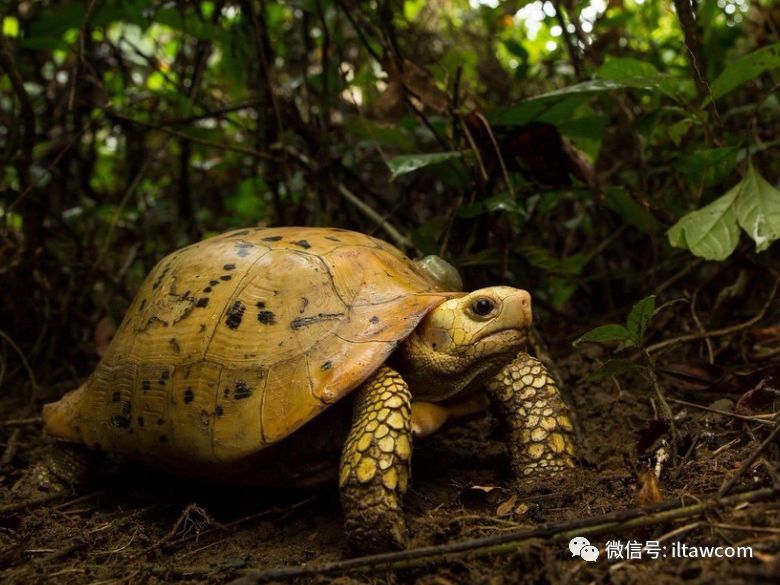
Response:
0,346,778,585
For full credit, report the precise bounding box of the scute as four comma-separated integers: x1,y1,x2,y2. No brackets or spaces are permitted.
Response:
43,227,456,465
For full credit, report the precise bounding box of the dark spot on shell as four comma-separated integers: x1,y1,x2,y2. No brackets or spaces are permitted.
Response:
321,361,332,371
234,381,252,400
138,416,145,427
324,236,341,242
203,287,212,294
121,401,132,415
157,418,165,425
152,265,171,290
225,300,246,329
210,280,219,287
159,435,169,443
223,387,231,399
258,310,276,325
262,236,283,242
229,229,250,237
139,299,147,310
370,316,380,324
199,324,207,332
293,239,311,249
256,301,266,309
215,405,224,416
223,263,236,270
142,380,151,391
300,297,309,313
161,370,170,380
196,297,209,308
169,338,181,353
111,415,131,429
112,391,120,403
235,242,255,257
220,275,232,281
291,312,344,330
184,388,194,404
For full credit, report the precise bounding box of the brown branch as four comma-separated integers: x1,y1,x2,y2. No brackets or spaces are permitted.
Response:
668,398,776,426
646,274,779,354
0,32,34,190
0,416,42,427
336,183,415,252
552,0,582,79
228,486,779,583
719,417,780,497
671,0,709,100
108,112,277,161
672,0,721,136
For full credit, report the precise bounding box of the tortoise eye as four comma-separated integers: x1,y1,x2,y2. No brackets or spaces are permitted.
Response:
471,298,495,316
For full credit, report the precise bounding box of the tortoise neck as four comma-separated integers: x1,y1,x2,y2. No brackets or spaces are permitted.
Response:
395,332,506,401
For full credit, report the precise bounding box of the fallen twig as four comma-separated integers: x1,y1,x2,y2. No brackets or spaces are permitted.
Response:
668,398,777,426
0,416,42,427
1,429,21,466
228,486,778,584
718,417,780,497
646,275,779,354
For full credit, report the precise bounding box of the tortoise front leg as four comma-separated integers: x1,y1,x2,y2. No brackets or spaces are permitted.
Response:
486,353,575,481
339,366,413,553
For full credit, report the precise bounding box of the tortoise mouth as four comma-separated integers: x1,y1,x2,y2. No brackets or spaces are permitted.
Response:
480,328,528,350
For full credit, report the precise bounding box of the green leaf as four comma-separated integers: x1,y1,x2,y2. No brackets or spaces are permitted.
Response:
596,57,660,81
588,358,644,382
674,146,739,188
668,118,693,146
344,119,415,151
734,162,780,252
626,295,656,345
19,36,71,51
667,185,740,260
604,187,666,234
520,246,586,275
226,177,268,224
488,74,687,127
573,325,635,347
386,151,462,179
708,43,780,102
2,16,19,37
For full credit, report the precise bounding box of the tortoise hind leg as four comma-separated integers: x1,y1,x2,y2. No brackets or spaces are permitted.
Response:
13,441,100,498
339,366,413,553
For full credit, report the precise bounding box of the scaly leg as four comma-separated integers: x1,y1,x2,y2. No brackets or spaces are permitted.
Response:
486,353,575,480
13,441,99,498
339,366,413,553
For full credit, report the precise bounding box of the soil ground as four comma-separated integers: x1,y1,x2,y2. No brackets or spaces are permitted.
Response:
1,346,779,584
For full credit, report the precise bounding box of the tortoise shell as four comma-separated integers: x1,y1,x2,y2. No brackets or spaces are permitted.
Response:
43,227,455,465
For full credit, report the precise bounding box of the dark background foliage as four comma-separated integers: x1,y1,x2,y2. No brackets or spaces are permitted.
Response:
1,0,779,398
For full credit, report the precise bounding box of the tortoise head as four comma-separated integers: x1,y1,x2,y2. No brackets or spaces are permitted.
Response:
399,286,532,400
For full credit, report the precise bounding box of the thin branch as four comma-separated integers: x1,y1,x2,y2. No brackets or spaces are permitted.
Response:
229,486,779,583
668,398,776,426
0,30,35,198
719,417,780,497
336,183,415,253
646,275,780,354
108,112,276,161
552,0,582,79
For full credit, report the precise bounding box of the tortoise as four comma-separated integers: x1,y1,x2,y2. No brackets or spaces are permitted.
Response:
40,226,575,552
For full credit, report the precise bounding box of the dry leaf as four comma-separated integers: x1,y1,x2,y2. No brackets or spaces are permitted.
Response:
636,470,663,506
